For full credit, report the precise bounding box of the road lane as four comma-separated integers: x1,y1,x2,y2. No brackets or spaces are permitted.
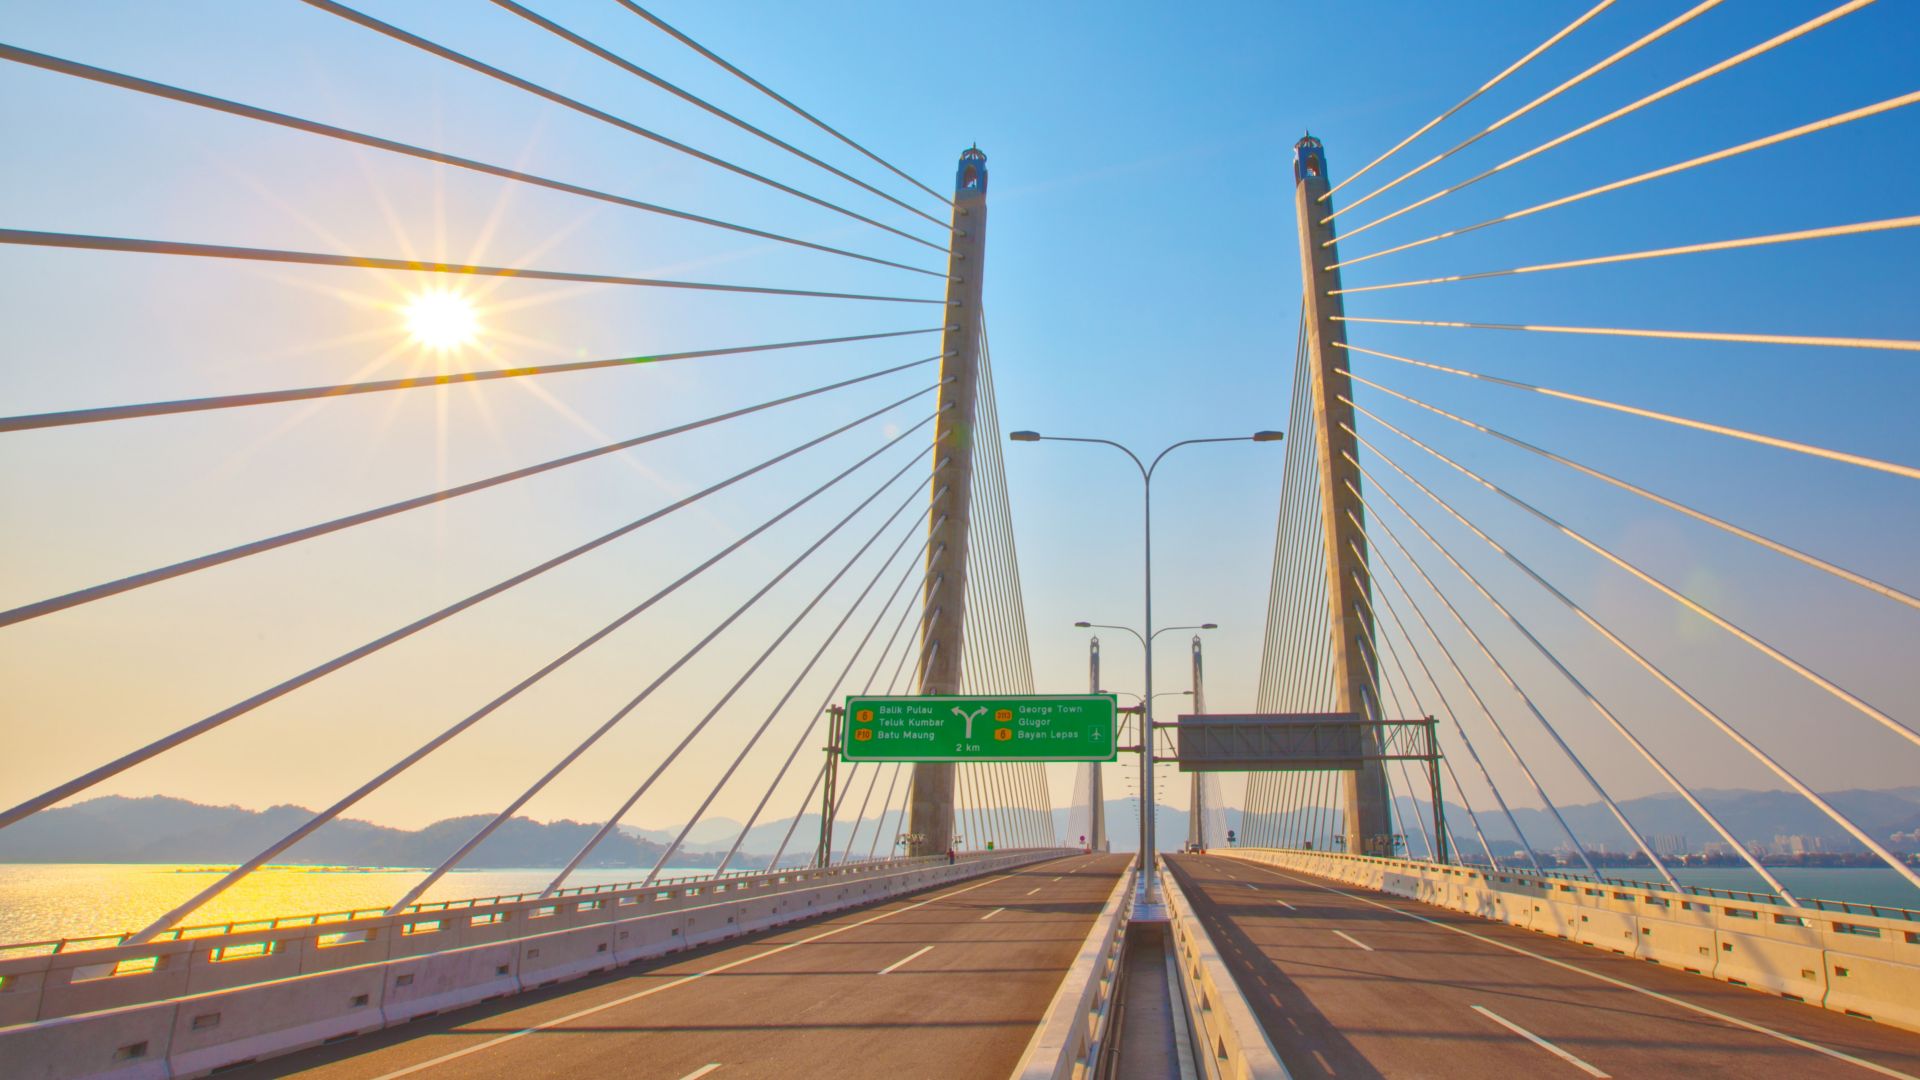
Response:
1169,854,1920,1079
232,854,1128,1080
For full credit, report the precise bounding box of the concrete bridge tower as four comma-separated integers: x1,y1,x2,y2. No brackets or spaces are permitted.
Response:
911,147,989,856
1293,135,1392,855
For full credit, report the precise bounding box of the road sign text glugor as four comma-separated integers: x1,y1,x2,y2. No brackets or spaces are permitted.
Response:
841,694,1118,762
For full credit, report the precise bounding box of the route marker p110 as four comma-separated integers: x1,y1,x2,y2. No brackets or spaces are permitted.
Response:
842,694,1118,762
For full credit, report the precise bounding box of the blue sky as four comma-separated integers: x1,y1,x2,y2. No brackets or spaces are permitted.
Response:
2,1,1916,839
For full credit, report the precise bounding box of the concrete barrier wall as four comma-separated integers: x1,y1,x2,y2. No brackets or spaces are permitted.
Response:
1219,848,1920,1036
1009,866,1134,1080
0,849,1070,1079
1161,865,1291,1080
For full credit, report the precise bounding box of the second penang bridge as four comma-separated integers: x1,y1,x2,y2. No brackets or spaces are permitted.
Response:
2,2,1920,1078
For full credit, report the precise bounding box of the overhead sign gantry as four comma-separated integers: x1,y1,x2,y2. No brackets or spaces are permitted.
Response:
842,694,1118,762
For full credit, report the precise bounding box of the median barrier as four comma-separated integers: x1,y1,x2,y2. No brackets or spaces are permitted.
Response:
1219,848,1920,1037
1571,906,1637,954
1822,950,1920,1031
0,999,178,1080
1716,925,1825,1001
1162,864,1291,1080
0,954,52,1028
515,922,616,988
167,965,386,1076
383,941,522,1023
1009,865,1134,1080
1636,910,1718,973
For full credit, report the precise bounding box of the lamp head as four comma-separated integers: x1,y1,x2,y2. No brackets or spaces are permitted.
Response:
1010,430,1041,442
1073,621,1092,628
1252,430,1285,442
1200,622,1218,629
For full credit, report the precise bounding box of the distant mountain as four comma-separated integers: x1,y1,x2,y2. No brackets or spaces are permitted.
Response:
1055,786,1920,855
0,797,779,869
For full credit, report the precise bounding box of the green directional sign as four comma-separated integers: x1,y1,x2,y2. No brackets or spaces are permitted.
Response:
842,694,1118,762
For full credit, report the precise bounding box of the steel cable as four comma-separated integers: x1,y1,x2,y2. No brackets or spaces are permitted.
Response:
0,45,944,278
300,0,946,252
1340,341,1920,481
614,0,952,209
1331,0,1877,243
0,356,940,627
0,386,937,835
0,228,943,304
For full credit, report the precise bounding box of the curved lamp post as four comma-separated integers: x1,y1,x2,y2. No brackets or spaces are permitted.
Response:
1013,430,1281,900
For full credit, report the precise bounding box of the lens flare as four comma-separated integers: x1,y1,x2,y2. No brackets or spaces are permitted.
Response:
402,290,480,351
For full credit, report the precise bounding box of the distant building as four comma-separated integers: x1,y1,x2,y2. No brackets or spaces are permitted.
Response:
1652,834,1688,857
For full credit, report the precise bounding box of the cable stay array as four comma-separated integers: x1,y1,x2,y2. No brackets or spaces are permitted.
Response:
0,3,1054,947
1245,1,1918,907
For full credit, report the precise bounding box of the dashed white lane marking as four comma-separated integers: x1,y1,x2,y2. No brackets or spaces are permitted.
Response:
677,1067,723,1080
366,870,1017,1079
981,907,1006,920
878,945,934,975
1026,887,1042,895
1332,929,1373,952
1243,883,1258,891
1234,860,1920,1080
1472,1006,1608,1077
1274,899,1296,910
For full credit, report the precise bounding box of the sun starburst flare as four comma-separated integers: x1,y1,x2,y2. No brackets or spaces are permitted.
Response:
402,289,481,352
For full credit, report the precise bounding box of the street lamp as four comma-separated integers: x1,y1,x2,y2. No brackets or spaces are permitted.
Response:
1014,429,1281,901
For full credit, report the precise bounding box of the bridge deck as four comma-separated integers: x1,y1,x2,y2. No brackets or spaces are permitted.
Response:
1168,854,1920,1079
226,853,1126,1080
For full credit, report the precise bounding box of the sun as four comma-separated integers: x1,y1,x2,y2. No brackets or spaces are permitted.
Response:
402,289,481,352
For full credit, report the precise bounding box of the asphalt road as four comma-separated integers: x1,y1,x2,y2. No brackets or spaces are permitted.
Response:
1168,853,1920,1079
233,853,1128,1080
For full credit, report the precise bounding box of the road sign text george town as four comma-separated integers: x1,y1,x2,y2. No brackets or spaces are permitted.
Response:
842,695,1118,762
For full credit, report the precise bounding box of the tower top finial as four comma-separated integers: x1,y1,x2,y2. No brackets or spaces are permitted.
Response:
956,147,987,196
1294,136,1328,183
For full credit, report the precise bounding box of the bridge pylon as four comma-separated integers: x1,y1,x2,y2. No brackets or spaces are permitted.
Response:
911,147,989,857
1293,135,1392,856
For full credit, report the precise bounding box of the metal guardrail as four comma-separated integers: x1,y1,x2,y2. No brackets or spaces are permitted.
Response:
1160,861,1290,1080
0,852,955,958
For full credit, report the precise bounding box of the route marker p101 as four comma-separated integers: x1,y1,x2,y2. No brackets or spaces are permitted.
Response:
842,694,1118,762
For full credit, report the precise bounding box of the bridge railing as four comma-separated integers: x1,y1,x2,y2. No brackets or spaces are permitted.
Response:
1228,846,1920,922
1220,847,1920,1035
0,848,1066,1026
0,852,941,960
0,847,1075,1079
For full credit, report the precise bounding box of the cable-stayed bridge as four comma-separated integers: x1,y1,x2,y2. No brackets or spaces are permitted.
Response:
2,3,1919,1078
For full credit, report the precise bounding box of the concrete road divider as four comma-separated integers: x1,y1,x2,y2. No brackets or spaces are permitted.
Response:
1010,864,1134,1080
1161,865,1290,1080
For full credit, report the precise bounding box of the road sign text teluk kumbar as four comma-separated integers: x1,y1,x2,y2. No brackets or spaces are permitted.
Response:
842,695,1117,762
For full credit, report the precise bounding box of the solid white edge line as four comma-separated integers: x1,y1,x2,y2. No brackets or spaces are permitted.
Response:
676,1066,723,1080
878,945,934,975
1233,860,1920,1080
367,866,1023,1079
981,906,1007,920
1332,929,1374,952
1472,1005,1609,1077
